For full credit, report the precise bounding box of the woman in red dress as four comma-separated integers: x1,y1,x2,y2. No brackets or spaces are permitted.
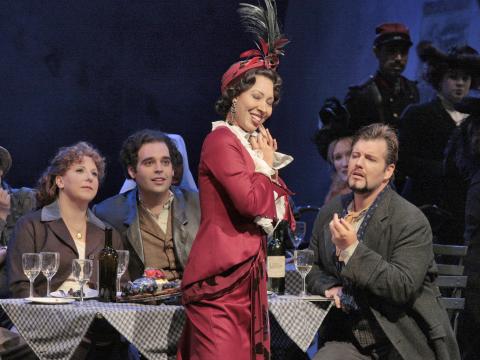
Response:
177,1,293,359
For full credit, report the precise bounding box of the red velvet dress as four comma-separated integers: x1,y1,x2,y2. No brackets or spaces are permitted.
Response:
177,126,292,360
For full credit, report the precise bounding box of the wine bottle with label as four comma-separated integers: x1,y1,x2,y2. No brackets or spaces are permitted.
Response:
267,220,289,295
98,227,118,302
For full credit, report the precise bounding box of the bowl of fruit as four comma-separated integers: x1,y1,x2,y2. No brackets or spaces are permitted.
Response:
118,269,181,304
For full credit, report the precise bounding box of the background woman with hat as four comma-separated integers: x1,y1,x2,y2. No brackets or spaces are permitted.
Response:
313,98,353,204
398,41,480,244
177,1,294,359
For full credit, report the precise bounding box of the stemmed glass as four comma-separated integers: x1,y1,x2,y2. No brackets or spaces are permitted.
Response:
72,259,93,304
116,250,129,293
292,221,306,250
22,253,41,299
40,252,60,297
294,249,314,297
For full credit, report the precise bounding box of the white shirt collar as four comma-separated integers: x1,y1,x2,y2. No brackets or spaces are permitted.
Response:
437,94,470,126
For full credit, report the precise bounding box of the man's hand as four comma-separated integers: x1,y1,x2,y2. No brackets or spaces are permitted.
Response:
329,213,358,250
0,189,11,221
325,286,343,309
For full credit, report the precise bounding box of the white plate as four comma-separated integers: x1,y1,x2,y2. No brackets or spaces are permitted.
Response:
299,295,332,302
50,289,98,299
25,297,75,304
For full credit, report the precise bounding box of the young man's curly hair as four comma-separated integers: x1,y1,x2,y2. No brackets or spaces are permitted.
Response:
119,129,183,185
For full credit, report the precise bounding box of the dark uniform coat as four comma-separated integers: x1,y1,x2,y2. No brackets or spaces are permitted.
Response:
345,72,419,132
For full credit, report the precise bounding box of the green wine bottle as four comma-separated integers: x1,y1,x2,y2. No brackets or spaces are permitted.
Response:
98,227,118,302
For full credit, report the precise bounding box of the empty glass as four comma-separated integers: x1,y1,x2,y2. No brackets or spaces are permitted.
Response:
294,249,314,297
116,250,129,293
72,259,93,304
40,252,60,297
292,221,306,249
22,253,41,298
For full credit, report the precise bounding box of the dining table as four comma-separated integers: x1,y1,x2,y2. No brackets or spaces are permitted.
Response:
0,292,332,360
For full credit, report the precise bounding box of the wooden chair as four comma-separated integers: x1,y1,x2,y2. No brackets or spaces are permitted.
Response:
433,244,468,335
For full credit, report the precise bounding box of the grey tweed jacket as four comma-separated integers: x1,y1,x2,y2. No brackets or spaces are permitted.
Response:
307,187,460,360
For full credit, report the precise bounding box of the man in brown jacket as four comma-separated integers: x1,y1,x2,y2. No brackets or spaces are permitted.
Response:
94,129,200,281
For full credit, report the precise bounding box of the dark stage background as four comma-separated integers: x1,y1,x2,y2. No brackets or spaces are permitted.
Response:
2,0,480,208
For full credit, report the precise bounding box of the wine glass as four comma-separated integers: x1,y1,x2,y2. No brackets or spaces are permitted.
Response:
22,253,41,299
292,221,306,250
40,252,60,297
294,249,314,297
116,250,129,293
72,259,93,304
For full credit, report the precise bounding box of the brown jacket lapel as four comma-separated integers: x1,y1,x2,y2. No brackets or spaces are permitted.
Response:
46,220,78,256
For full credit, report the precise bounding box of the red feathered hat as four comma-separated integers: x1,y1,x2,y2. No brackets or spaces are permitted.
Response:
220,0,289,93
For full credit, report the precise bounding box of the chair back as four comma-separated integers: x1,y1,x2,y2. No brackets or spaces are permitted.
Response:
433,244,468,334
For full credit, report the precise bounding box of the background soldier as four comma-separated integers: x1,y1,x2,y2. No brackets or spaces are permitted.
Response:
345,23,419,131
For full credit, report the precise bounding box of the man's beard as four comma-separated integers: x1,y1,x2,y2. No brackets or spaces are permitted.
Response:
348,179,372,194
382,63,405,79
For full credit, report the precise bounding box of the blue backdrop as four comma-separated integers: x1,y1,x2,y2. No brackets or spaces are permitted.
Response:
1,0,479,208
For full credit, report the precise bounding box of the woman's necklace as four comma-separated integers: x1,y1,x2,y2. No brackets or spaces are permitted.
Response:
74,229,83,240
64,219,87,241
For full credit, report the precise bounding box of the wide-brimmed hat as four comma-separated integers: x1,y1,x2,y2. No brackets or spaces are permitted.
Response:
417,41,480,88
314,97,354,162
0,146,12,176
373,23,412,49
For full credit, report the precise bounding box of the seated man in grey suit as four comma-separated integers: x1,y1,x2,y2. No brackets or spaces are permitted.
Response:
307,124,459,360
94,129,200,281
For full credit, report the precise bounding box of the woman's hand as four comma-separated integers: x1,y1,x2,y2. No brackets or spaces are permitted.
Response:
250,125,277,167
